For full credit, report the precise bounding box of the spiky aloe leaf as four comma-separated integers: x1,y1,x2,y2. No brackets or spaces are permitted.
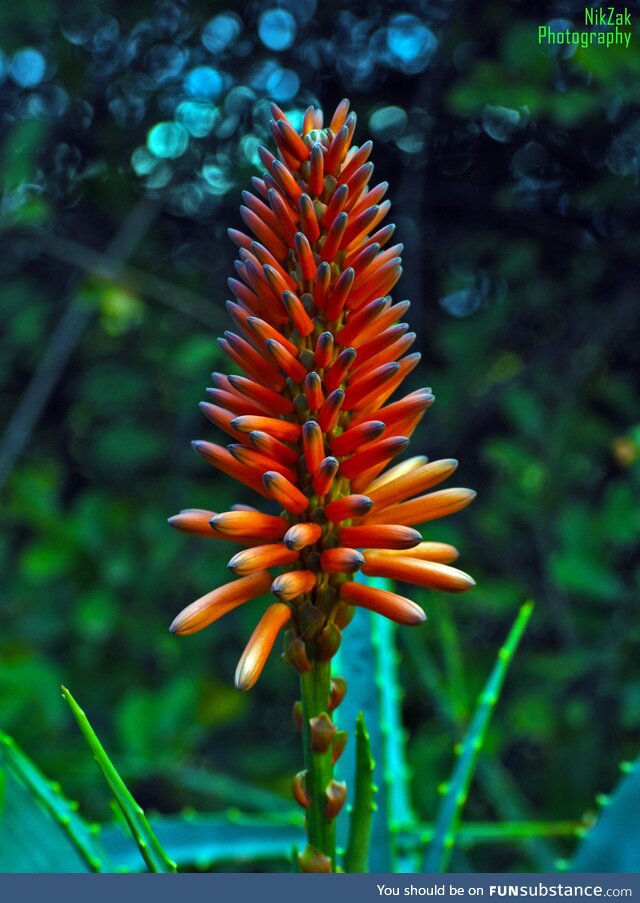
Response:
0,730,113,872
335,576,416,871
61,686,177,873
343,712,377,872
570,758,640,872
101,810,304,871
0,764,90,873
424,600,534,872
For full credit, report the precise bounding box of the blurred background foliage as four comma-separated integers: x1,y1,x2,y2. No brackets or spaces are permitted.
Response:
1,0,639,873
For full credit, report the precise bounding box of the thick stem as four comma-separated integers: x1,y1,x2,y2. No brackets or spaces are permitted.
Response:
300,659,336,868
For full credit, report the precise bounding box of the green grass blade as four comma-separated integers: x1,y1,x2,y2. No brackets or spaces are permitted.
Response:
0,730,113,872
395,819,584,858
436,602,469,724
61,686,177,873
424,601,534,872
344,713,377,872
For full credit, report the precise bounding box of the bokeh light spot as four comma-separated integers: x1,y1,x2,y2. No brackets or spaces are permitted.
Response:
176,100,219,137
147,121,189,159
386,14,436,73
258,9,297,52
147,44,187,84
439,287,483,318
240,134,262,168
281,0,316,25
369,106,408,142
482,105,523,143
184,66,223,100
606,117,640,177
265,67,300,102
9,48,46,88
202,161,233,194
202,13,242,53
131,147,159,176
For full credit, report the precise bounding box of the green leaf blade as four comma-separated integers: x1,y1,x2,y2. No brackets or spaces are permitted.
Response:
61,686,177,873
424,601,534,872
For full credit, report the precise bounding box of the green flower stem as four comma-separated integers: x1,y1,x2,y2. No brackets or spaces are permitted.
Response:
300,659,335,868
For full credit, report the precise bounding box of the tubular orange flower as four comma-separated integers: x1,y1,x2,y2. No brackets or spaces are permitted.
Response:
234,603,292,691
170,94,476,675
169,99,476,870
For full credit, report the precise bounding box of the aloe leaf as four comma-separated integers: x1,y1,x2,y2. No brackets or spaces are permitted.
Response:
0,764,90,872
332,600,384,867
61,686,177,873
424,600,534,872
335,576,420,871
372,611,415,830
570,758,640,872
0,730,113,872
344,712,377,872
100,811,304,871
334,606,391,871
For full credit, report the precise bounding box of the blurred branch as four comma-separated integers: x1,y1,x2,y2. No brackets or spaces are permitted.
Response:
0,200,160,492
35,232,222,330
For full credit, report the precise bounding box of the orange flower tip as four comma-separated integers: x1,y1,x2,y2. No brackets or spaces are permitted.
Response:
169,608,197,636
320,547,365,574
362,555,476,593
263,470,310,514
230,415,301,443
226,544,298,577
284,522,323,551
340,524,422,549
168,509,227,538
234,602,292,691
324,494,374,522
269,101,286,121
191,440,210,459
170,571,274,637
312,456,340,495
209,511,288,539
340,581,426,626
271,570,317,602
